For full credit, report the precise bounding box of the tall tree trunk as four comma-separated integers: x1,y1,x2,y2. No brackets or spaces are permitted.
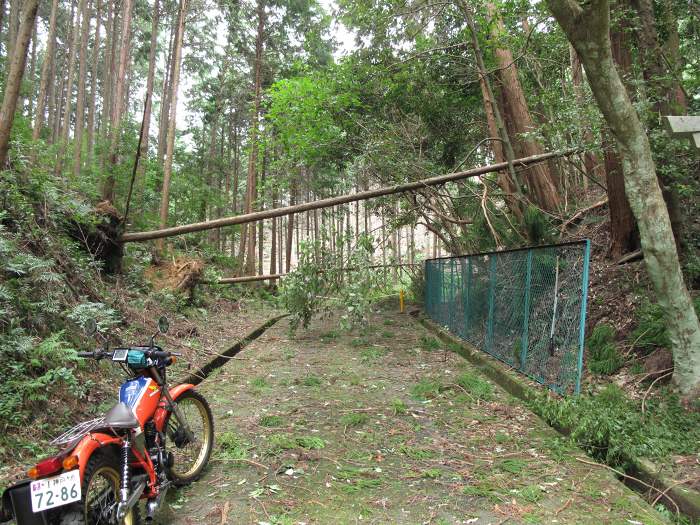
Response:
33,0,60,140
86,0,102,167
157,10,176,163
73,0,93,178
460,0,523,219
630,0,684,248
569,46,604,185
485,2,560,212
156,0,188,255
546,0,700,398
244,0,265,275
136,0,160,186
102,0,133,201
6,0,18,64
0,0,39,167
101,0,117,165
269,186,277,275
285,179,295,274
55,0,84,175
25,20,37,118
605,17,639,258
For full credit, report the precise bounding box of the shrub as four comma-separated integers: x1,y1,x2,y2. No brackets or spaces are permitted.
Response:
587,323,623,375
455,372,493,400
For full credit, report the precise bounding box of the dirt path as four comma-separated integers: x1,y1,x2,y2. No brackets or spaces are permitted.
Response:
156,307,669,525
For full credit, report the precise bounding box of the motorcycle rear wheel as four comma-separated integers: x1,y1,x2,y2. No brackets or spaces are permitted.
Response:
57,451,141,525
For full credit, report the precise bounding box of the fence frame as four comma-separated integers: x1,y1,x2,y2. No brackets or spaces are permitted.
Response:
424,240,592,394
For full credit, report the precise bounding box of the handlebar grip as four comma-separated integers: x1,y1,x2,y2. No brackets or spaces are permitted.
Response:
77,352,93,358
149,350,171,359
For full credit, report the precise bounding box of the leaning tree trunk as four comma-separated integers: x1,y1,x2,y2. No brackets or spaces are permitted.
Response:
86,0,102,167
0,0,39,167
156,0,188,255
486,2,561,212
546,0,700,398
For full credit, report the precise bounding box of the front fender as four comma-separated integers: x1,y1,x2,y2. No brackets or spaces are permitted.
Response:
72,432,122,481
153,383,195,432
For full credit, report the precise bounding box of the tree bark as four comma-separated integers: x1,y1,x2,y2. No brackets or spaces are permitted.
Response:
243,0,265,275
86,0,102,167
0,0,39,167
546,0,700,398
605,19,639,258
55,0,84,175
156,0,188,255
122,151,572,242
73,0,93,178
102,0,134,201
136,0,160,187
157,9,176,163
31,0,59,140
485,2,560,212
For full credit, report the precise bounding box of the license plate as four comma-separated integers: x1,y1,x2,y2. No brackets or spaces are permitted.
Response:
30,470,81,513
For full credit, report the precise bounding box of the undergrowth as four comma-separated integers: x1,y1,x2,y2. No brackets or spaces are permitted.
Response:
586,324,623,375
529,384,700,468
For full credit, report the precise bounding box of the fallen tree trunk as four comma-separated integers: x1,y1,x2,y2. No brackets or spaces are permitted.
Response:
209,263,422,285
121,150,575,243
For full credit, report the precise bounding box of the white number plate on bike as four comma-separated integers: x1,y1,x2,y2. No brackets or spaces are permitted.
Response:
30,469,81,513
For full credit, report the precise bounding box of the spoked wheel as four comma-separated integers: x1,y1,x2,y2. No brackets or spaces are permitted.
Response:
57,452,141,525
165,389,214,485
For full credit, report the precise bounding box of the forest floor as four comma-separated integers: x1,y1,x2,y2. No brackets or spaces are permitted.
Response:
153,306,669,525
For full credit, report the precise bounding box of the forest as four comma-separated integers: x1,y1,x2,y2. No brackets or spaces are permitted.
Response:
0,0,699,522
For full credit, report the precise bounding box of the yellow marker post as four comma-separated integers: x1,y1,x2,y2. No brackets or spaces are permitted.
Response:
399,290,405,313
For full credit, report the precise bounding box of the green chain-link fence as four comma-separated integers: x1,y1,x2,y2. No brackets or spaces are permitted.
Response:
424,241,591,394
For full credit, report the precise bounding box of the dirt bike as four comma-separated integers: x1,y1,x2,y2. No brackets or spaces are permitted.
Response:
0,317,214,525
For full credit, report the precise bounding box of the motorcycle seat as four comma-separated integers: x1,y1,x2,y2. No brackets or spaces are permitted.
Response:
104,402,140,429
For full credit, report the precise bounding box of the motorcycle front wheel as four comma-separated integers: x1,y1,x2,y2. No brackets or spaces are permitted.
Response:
165,389,214,486
57,451,141,525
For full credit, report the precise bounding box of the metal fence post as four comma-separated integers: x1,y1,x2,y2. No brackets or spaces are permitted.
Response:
449,258,455,330
487,255,496,352
520,249,533,371
575,240,591,394
463,258,471,337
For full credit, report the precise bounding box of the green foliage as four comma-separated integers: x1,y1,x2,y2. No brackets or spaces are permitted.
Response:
259,415,286,427
398,445,436,460
529,384,700,468
629,298,700,352
455,372,493,401
410,378,443,400
218,432,249,461
280,241,326,333
339,412,369,428
299,375,323,387
391,399,408,415
587,324,623,375
419,335,441,352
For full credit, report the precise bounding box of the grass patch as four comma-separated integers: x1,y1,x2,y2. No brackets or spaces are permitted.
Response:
335,467,383,493
340,412,369,428
259,415,285,427
360,347,385,363
462,482,503,503
419,335,441,352
519,485,544,503
218,431,249,461
267,434,325,453
398,445,436,460
382,318,395,326
455,371,493,400
587,324,623,375
321,330,340,343
410,378,443,400
497,458,528,474
299,374,323,387
391,399,408,415
349,336,370,347
251,376,269,389
380,330,395,338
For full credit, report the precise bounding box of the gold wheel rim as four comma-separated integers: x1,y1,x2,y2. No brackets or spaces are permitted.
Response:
168,396,211,479
84,465,135,525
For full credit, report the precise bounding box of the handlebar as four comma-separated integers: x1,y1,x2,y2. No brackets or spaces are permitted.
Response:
77,348,182,360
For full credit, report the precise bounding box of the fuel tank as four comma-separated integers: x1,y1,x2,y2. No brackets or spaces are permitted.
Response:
119,376,161,427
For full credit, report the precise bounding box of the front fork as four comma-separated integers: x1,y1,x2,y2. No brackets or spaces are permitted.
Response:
116,436,131,521
152,367,194,443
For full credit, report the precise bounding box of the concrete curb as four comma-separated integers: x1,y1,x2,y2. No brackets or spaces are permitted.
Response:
182,313,289,385
412,312,700,520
